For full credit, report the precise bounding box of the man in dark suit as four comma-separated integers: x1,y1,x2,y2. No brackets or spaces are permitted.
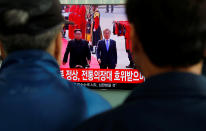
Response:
76,0,206,130
97,28,117,69
63,29,91,68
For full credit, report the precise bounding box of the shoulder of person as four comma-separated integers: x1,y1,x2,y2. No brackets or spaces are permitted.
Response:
99,40,105,44
80,86,111,118
110,39,116,43
82,40,89,44
68,39,75,44
63,80,111,118
75,104,120,131
75,100,140,131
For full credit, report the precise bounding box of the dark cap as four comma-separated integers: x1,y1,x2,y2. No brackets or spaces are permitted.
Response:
0,0,64,35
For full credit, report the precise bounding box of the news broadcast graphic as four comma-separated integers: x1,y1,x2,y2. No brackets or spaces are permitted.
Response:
61,69,144,83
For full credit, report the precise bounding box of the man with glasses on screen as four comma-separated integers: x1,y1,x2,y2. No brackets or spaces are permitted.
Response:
76,0,206,130
0,0,111,130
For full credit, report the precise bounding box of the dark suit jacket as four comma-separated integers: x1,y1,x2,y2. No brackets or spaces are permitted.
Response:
76,72,206,131
63,39,91,68
96,39,117,67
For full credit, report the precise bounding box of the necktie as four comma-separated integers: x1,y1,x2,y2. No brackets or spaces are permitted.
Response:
106,40,109,51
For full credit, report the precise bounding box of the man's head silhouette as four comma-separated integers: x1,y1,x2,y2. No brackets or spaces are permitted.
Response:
0,0,64,64
126,0,206,77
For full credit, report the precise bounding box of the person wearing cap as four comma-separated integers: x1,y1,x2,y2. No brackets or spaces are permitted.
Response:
0,0,111,131
76,0,206,130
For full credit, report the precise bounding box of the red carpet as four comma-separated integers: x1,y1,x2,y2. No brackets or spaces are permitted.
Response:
60,38,100,69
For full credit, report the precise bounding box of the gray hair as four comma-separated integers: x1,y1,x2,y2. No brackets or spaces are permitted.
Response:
0,9,62,54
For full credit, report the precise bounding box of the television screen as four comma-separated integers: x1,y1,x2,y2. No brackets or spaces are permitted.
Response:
60,4,145,89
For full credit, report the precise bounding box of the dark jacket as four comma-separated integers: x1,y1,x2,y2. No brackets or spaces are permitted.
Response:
96,39,117,68
0,50,111,131
63,39,91,68
76,72,206,131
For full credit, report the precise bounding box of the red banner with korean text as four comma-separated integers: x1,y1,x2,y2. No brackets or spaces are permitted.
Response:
60,69,145,83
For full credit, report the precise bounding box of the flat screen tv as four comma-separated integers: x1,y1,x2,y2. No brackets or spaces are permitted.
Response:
60,4,145,89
